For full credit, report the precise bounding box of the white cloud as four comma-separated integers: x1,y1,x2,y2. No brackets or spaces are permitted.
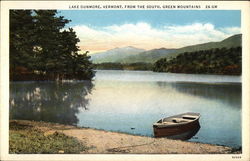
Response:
72,22,240,54
165,23,215,34
222,27,241,34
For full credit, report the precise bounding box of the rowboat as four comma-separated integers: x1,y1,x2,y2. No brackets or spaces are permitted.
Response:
153,112,200,138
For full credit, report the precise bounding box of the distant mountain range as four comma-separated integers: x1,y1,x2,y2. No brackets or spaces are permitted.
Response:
90,46,145,63
121,48,177,64
90,34,242,64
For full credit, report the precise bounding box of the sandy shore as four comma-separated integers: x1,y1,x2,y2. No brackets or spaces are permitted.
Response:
10,120,235,154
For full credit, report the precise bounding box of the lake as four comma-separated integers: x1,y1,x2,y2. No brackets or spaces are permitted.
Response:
10,70,242,148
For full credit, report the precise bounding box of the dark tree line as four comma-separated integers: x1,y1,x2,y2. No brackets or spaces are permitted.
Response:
10,10,95,81
153,47,242,75
94,62,153,71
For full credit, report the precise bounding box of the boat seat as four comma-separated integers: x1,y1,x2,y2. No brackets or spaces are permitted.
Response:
182,115,198,120
172,118,191,123
162,122,177,125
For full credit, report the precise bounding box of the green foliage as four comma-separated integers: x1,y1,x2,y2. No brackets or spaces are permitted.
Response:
10,10,35,69
9,122,88,154
10,10,95,81
153,47,242,75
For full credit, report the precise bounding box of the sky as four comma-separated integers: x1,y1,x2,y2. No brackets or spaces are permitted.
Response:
58,10,241,54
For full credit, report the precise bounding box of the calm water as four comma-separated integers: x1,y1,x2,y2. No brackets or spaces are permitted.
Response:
10,70,242,148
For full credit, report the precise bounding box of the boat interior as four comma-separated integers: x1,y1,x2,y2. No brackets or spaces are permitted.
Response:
157,114,199,124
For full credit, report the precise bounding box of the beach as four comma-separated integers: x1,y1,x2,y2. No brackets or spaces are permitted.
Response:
9,120,238,154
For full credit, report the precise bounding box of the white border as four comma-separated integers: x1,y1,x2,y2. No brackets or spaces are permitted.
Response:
1,1,249,161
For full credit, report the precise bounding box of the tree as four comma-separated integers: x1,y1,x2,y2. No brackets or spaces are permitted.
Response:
10,10,95,81
33,10,69,73
10,10,35,71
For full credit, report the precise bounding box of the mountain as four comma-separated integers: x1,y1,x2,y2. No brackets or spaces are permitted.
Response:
173,34,242,56
121,48,177,63
120,34,241,63
90,34,241,64
90,46,145,63
146,34,242,62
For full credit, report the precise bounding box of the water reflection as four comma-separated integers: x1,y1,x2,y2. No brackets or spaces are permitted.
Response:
10,81,93,126
157,82,241,108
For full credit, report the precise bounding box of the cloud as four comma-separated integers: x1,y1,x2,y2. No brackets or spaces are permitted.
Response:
72,22,240,54
222,27,241,34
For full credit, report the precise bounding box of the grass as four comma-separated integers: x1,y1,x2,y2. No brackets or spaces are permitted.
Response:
9,121,88,154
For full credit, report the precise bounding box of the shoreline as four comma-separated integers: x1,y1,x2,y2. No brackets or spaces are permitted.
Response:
9,120,241,154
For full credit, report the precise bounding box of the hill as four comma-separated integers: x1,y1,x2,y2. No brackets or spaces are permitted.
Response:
175,34,242,54
121,48,177,63
90,34,241,64
90,46,145,63
125,34,242,63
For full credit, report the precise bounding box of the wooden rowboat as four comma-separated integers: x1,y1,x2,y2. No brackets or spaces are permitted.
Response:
153,112,200,138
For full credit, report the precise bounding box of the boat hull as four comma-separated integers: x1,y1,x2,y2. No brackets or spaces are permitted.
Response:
153,119,200,138
164,123,200,140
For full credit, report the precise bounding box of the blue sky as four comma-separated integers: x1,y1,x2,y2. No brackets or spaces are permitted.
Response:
57,10,241,53
58,10,240,28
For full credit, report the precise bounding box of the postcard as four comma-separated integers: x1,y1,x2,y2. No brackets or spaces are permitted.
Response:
0,1,249,161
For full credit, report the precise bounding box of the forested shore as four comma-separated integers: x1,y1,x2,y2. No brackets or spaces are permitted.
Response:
10,10,94,81
153,47,241,75
92,46,241,75
94,62,153,71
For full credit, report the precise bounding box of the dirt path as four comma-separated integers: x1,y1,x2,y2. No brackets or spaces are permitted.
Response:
11,120,233,154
